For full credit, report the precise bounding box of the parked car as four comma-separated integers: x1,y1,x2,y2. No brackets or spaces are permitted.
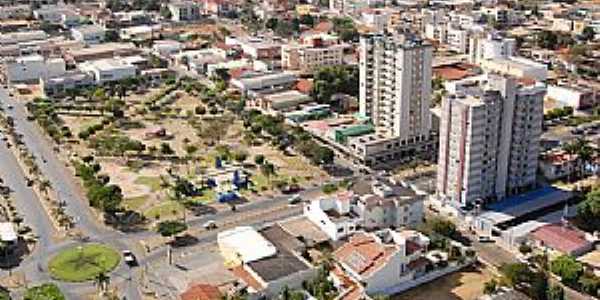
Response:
288,194,302,205
478,235,494,243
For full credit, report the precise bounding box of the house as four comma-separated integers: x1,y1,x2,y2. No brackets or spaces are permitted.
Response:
218,226,317,298
78,58,137,84
539,150,579,181
71,25,106,45
332,229,430,294
33,4,80,27
578,250,600,277
168,0,202,22
0,30,49,46
303,178,425,241
529,223,594,257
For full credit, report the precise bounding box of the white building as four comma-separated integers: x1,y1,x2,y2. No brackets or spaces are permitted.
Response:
168,0,201,22
361,9,391,33
119,25,160,41
33,4,80,27
547,84,599,110
436,74,546,206
359,33,433,142
152,40,182,57
469,33,516,64
479,57,548,82
231,72,297,95
3,55,66,83
78,58,137,84
0,30,49,46
71,25,106,45
304,178,425,241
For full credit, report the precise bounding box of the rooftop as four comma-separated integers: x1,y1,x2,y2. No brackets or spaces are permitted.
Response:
334,232,398,277
217,226,277,263
530,223,591,254
180,283,222,300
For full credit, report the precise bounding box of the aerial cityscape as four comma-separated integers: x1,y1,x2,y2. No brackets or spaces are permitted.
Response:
0,0,598,299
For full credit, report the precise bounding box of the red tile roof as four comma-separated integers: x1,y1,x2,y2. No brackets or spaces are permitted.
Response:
295,79,313,93
230,266,263,290
180,284,222,300
334,233,398,277
314,21,333,33
530,224,591,254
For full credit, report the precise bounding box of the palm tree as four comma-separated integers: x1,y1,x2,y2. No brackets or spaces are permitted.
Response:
94,272,110,294
39,179,52,195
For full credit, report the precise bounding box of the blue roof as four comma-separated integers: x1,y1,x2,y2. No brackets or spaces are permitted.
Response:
487,186,565,212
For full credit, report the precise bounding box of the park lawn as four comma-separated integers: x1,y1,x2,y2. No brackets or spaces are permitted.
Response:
48,244,120,282
123,195,149,211
250,174,272,191
188,189,216,204
143,200,185,221
134,176,163,192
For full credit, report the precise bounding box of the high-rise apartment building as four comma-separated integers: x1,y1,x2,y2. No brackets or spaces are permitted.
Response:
436,74,546,206
359,33,433,142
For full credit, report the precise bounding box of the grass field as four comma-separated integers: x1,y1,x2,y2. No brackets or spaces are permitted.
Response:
134,176,163,192
48,244,121,282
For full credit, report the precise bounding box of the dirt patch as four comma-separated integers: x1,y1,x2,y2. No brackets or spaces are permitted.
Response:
392,265,494,300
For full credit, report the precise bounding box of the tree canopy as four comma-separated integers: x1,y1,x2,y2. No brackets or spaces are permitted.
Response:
550,255,583,287
24,283,65,300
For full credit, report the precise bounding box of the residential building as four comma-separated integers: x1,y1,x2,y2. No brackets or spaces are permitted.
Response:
304,178,425,241
168,1,202,22
361,9,391,33
78,58,137,84
332,229,431,294
2,55,66,83
33,4,80,27
238,37,282,60
436,74,546,206
0,5,31,19
539,150,579,181
479,57,548,81
71,25,106,45
359,33,433,141
281,34,345,73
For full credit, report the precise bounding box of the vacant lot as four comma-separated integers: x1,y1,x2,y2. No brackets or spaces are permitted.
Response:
393,266,494,300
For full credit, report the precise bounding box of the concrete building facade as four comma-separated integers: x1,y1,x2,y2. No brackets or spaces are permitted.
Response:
436,74,546,206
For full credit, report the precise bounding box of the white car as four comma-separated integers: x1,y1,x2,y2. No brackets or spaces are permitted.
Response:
288,194,302,204
203,220,217,230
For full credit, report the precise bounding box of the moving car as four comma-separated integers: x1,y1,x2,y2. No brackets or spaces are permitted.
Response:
203,220,217,230
123,250,138,266
288,194,302,205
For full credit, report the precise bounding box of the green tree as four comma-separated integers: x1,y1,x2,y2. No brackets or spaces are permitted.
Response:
578,273,600,296
429,217,457,238
582,27,595,41
500,263,533,287
312,65,359,105
254,154,265,165
157,220,188,237
577,187,600,231
160,6,172,19
550,255,583,286
547,284,565,300
483,279,498,295
24,283,65,300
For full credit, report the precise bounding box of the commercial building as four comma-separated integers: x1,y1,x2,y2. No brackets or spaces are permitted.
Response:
231,72,297,95
40,71,94,98
168,1,202,22
71,25,106,45
65,42,140,63
218,226,317,298
78,58,137,84
547,84,600,110
281,34,346,74
436,74,546,206
359,33,433,142
2,55,66,83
